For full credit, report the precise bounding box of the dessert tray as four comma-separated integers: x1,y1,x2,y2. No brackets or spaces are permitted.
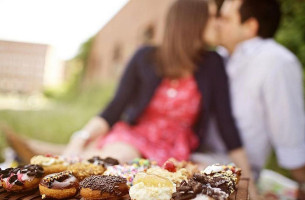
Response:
0,177,249,200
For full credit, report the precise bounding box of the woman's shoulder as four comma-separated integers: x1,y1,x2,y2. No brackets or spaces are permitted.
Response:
130,45,157,67
129,45,159,76
197,50,224,73
134,45,157,58
199,50,223,65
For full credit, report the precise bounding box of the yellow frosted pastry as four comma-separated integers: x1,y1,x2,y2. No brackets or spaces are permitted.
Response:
130,173,175,200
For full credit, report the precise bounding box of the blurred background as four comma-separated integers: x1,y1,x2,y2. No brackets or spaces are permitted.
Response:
0,0,304,190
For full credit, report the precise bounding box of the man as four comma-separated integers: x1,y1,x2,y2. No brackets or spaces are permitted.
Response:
217,0,305,190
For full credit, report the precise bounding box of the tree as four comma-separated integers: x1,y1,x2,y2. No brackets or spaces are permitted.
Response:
276,0,305,67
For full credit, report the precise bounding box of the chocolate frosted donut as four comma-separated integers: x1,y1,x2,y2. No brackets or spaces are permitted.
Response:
39,171,79,199
0,164,44,192
87,156,119,167
80,175,129,199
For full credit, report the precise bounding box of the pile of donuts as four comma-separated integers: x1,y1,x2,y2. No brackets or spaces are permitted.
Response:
0,154,241,200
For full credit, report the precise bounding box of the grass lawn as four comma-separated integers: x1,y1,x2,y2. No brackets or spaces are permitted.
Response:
0,83,115,161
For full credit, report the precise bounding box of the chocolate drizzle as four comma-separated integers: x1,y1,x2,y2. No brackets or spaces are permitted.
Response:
80,175,127,196
8,174,23,186
87,156,119,167
41,171,79,189
20,164,44,178
0,168,14,179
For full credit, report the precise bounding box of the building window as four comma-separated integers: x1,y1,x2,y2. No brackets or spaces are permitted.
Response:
112,44,122,62
142,24,155,44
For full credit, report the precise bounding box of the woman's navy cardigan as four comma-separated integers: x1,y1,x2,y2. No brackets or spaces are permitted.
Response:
99,46,242,152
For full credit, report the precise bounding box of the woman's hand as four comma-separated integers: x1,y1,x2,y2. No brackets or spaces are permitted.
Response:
63,117,110,158
63,133,88,157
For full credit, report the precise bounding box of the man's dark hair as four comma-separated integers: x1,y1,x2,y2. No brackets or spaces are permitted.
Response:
239,0,282,38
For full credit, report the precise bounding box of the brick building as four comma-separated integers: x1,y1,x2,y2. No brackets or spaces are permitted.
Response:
0,40,64,93
86,0,175,82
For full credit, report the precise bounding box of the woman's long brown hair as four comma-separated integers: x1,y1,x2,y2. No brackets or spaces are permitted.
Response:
156,0,209,78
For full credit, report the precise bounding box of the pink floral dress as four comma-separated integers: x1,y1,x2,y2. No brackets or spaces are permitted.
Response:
97,76,202,165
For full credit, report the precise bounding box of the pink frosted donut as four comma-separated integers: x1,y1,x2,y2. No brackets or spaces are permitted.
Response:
0,164,44,192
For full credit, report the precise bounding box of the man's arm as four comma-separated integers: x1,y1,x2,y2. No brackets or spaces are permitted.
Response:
262,53,305,180
291,166,305,182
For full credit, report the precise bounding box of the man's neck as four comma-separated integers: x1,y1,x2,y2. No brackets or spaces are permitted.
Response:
230,36,263,56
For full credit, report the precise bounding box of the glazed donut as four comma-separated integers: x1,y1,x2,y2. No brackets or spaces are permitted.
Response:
0,164,44,192
39,171,79,199
87,156,119,167
80,175,129,200
30,155,68,175
67,163,105,181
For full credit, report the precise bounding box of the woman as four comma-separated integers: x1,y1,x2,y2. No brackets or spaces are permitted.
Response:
66,0,221,162
66,0,241,165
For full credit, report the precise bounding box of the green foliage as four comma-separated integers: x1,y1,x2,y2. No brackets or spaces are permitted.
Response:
43,61,84,101
75,36,95,83
276,0,305,67
43,36,95,101
76,36,95,66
